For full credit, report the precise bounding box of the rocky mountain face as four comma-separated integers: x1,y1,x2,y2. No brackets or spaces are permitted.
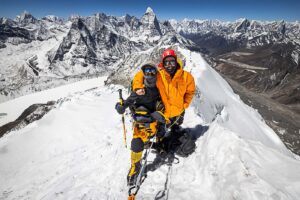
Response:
170,18,300,58
1,11,299,98
0,101,55,137
0,8,190,101
171,18,300,108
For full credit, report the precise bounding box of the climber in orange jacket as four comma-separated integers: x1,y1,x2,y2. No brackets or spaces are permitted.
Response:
132,48,196,132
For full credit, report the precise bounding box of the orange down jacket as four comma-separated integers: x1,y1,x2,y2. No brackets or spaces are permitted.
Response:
132,63,196,118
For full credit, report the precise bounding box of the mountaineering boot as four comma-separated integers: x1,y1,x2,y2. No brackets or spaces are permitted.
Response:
151,137,167,155
127,151,142,186
128,194,136,200
127,162,141,186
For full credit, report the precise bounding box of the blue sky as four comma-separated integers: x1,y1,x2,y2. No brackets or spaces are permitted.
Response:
0,0,299,21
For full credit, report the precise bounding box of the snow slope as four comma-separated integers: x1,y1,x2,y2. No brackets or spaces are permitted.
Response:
1,49,300,200
0,77,107,126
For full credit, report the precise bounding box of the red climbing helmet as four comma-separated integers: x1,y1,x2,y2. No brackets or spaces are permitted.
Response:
162,49,177,61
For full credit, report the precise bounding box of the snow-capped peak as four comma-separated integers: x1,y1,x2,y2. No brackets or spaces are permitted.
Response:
15,11,37,24
235,17,247,23
234,18,250,32
43,15,61,22
0,17,16,26
182,18,191,23
169,19,178,24
145,7,154,14
20,11,35,20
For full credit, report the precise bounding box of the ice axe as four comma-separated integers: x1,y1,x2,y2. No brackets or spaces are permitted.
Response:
118,89,127,148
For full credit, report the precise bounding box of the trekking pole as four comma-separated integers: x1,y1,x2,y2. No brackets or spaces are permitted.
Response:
118,89,127,148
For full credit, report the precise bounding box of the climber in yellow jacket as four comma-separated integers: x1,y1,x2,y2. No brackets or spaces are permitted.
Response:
132,48,196,132
115,64,170,186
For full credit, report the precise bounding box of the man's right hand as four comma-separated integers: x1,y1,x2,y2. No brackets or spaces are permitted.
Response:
135,88,145,95
115,103,125,114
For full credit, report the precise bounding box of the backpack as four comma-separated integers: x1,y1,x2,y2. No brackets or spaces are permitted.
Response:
163,129,196,157
175,131,196,157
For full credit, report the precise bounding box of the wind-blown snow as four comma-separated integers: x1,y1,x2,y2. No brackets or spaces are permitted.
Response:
0,49,300,200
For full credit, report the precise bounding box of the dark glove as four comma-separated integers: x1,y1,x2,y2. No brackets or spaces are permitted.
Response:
156,122,166,138
115,102,125,114
150,111,170,124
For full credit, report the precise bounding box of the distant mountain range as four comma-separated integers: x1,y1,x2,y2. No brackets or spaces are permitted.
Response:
1,8,299,100
0,8,193,101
